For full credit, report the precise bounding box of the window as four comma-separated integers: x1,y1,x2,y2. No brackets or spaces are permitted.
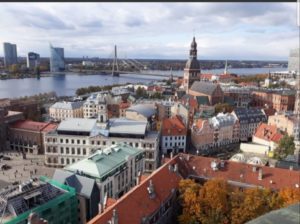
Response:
71,139,74,144
66,139,69,144
60,147,64,154
83,148,86,155
103,141,106,145
61,158,64,164
66,158,70,164
77,148,81,155
60,139,63,143
77,140,80,144
83,140,86,144
72,148,75,154
66,147,69,154
135,143,139,148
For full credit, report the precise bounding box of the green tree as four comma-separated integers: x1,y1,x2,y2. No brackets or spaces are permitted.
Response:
215,103,233,114
274,135,295,160
135,87,147,98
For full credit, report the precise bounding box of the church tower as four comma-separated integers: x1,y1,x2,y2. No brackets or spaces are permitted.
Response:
183,37,201,91
294,72,300,164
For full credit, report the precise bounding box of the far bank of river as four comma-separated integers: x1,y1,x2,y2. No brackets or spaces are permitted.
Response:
0,67,287,99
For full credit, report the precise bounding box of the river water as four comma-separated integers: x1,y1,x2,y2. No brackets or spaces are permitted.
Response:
0,67,287,98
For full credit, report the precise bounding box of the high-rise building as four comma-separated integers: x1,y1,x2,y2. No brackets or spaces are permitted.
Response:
294,72,300,164
183,37,201,90
3,42,17,67
27,52,40,69
50,44,65,72
288,48,299,75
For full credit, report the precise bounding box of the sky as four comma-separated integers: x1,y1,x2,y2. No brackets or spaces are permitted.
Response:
0,3,299,60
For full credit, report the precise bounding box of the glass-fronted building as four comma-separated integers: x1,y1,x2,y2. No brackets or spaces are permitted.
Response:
3,42,18,67
50,45,65,72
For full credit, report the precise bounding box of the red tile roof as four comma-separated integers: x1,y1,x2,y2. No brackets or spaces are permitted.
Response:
88,157,183,224
182,154,300,190
10,120,57,132
254,123,283,143
119,102,130,110
161,116,187,136
200,73,213,80
88,154,300,224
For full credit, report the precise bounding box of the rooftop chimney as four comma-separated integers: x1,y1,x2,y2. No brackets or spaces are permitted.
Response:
147,179,156,199
111,209,118,224
98,203,103,214
258,168,263,180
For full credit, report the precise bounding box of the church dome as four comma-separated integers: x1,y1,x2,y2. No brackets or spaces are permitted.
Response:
185,58,200,70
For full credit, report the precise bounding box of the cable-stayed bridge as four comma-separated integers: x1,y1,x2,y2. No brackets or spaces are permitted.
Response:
101,45,179,78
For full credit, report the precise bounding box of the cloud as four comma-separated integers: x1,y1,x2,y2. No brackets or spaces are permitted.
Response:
0,2,298,60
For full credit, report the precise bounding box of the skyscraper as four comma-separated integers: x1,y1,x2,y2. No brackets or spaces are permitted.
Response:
27,52,40,69
50,44,65,72
294,72,300,164
3,42,17,67
183,37,201,90
288,48,299,75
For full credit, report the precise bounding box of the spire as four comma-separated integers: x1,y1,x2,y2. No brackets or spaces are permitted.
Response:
189,36,197,59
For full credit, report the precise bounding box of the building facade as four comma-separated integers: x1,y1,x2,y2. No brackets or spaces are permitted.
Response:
252,90,295,112
53,169,101,224
44,118,98,167
232,108,267,141
268,112,296,136
8,120,57,154
65,143,144,203
161,116,187,154
50,44,65,72
3,42,17,67
191,113,239,151
49,101,84,121
183,37,201,90
223,86,252,108
288,48,299,75
27,52,40,69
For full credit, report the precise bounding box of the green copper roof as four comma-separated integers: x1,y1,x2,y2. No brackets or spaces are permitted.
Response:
65,143,144,180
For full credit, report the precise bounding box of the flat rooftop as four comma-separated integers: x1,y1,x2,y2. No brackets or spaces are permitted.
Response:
57,118,97,133
108,118,148,136
65,143,144,180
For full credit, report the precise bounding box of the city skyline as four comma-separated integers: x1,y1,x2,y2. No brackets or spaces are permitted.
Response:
0,3,299,60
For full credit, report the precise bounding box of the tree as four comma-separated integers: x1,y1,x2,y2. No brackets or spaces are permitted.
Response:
274,135,295,160
198,179,231,224
279,188,300,207
178,179,201,224
215,103,233,114
231,188,281,224
135,87,147,98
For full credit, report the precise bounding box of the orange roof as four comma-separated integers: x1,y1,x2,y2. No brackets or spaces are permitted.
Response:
88,154,300,224
119,102,130,109
254,123,283,143
88,157,183,224
200,73,213,80
161,116,187,136
183,154,300,190
10,120,57,132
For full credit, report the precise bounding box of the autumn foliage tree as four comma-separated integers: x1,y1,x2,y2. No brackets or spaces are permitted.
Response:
178,178,300,224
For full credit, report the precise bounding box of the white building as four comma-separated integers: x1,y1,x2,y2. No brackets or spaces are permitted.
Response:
45,117,159,173
90,118,159,173
64,143,144,202
83,92,122,122
161,116,187,154
49,101,84,121
44,118,99,167
209,113,240,146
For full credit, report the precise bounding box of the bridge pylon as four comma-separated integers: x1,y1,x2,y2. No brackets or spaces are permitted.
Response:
112,45,119,76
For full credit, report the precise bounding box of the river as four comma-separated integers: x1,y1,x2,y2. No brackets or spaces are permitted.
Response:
0,67,287,98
